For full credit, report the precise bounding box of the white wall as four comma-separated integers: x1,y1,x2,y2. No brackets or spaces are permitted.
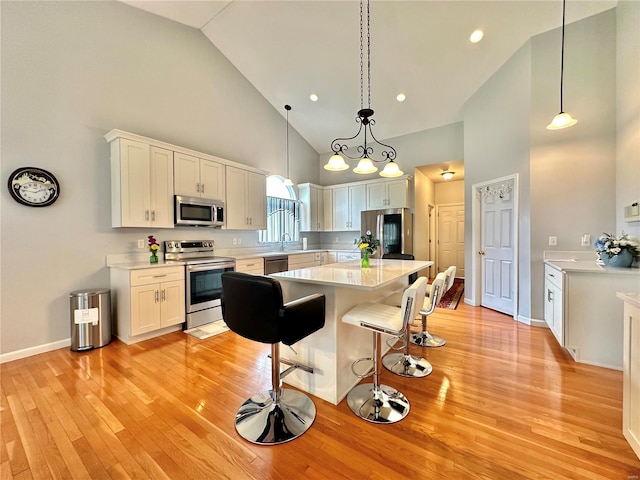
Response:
435,180,464,205
616,1,640,239
0,1,319,356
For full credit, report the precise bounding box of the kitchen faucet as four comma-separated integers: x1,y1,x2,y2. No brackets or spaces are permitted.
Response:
280,232,291,251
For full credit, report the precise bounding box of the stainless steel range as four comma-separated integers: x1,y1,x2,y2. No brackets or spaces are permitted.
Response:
164,240,235,329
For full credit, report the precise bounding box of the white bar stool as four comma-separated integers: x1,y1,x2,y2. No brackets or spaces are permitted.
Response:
342,277,427,424
411,272,448,347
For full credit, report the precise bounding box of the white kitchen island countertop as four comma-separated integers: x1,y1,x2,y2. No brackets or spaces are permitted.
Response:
271,259,430,290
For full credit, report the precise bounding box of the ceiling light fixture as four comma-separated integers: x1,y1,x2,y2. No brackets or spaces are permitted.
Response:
441,170,455,181
470,29,484,43
547,0,577,130
325,0,402,178
396,93,406,102
283,104,293,186
309,93,318,102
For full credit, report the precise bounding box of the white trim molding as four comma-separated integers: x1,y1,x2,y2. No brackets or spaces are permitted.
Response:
0,338,71,364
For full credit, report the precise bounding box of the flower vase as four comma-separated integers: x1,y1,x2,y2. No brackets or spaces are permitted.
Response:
150,253,158,264
606,249,634,268
361,252,370,268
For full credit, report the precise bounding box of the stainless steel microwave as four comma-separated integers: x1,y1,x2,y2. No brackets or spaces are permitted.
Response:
174,195,224,227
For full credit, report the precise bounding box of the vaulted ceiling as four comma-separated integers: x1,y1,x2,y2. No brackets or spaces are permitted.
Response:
122,0,616,180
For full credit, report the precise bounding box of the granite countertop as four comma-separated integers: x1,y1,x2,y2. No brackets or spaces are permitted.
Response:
270,259,432,291
616,291,640,308
544,259,640,275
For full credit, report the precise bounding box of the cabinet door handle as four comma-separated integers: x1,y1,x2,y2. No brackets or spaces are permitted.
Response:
201,184,205,193
145,210,150,221
196,183,200,193
249,217,252,225
155,290,159,303
151,210,156,221
547,289,553,302
162,289,166,301
152,274,167,278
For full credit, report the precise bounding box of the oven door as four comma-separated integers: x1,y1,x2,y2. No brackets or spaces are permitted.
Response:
186,261,235,313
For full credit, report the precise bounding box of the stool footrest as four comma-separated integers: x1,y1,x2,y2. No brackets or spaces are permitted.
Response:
410,331,446,348
351,357,374,378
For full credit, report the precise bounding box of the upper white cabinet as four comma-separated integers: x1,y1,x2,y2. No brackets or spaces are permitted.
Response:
109,138,174,228
174,152,225,201
366,178,410,210
333,184,366,231
299,183,325,232
225,166,266,230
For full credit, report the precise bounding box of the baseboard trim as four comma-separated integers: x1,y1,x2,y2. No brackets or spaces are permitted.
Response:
1,338,71,364
518,315,548,328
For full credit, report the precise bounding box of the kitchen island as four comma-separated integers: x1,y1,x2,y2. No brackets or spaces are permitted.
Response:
271,258,432,405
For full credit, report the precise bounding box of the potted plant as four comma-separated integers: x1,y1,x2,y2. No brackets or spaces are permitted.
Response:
355,230,380,268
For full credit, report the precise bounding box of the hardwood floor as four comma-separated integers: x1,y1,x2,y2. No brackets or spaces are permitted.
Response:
2,303,639,479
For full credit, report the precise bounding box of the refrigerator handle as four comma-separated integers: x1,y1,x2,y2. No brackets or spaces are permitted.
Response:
376,214,384,258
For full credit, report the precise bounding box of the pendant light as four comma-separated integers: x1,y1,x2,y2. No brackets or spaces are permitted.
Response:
283,104,294,186
325,0,402,177
547,0,578,130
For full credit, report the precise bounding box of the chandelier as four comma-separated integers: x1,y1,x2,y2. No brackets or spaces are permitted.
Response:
324,0,403,178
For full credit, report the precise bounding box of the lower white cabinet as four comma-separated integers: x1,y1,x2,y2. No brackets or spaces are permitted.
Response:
235,257,264,275
111,266,185,344
621,296,640,459
288,253,316,270
544,264,564,346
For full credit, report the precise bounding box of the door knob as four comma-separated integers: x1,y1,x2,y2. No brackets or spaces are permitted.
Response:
478,251,485,255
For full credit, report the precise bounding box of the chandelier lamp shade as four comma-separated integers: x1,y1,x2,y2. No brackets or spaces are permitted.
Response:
283,104,293,186
440,170,455,181
547,0,577,130
324,0,403,178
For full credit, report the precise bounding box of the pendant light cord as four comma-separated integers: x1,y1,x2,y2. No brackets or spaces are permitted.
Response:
560,0,566,112
285,104,291,178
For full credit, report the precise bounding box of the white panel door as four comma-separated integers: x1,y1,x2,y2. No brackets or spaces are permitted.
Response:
437,204,464,277
480,184,515,315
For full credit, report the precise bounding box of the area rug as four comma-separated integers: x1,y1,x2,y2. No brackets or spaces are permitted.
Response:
437,278,464,310
185,320,229,340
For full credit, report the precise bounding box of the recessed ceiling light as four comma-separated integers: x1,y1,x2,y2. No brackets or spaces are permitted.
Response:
396,93,406,102
470,29,484,43
309,93,319,102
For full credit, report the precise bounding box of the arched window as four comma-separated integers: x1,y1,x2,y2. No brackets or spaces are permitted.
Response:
259,175,300,244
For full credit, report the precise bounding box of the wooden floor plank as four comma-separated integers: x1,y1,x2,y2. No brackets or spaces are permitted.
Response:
1,303,639,479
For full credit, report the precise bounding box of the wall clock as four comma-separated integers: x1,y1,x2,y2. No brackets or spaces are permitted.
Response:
8,167,60,207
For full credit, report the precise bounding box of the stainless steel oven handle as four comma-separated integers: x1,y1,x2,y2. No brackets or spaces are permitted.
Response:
187,262,236,273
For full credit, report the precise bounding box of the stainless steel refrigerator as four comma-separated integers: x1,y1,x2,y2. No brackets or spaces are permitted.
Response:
361,208,413,259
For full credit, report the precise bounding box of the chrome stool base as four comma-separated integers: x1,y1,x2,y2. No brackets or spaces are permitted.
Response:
382,352,433,378
411,331,446,348
235,389,316,445
346,383,410,424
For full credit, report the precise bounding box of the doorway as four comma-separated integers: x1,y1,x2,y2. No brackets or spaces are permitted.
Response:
436,203,464,277
470,174,519,319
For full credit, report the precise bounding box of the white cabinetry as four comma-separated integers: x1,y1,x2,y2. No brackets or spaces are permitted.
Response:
332,184,366,231
235,257,264,275
288,253,316,270
174,152,225,201
620,294,640,459
299,183,325,232
366,178,410,209
109,138,174,228
225,166,266,230
323,189,333,231
544,264,564,346
110,266,185,344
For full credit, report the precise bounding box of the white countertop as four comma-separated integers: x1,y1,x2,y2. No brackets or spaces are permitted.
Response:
617,291,640,308
232,249,328,260
108,260,186,270
270,259,432,291
544,259,640,275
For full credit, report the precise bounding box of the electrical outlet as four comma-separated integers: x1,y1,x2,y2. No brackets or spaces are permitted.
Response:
548,236,557,246
233,238,238,245
137,239,144,249
581,234,591,246
238,238,242,245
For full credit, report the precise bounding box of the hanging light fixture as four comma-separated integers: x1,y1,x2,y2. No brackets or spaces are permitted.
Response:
547,0,577,130
283,104,294,186
440,170,455,181
325,0,402,177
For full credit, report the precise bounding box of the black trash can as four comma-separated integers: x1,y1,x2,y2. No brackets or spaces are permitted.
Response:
69,288,112,351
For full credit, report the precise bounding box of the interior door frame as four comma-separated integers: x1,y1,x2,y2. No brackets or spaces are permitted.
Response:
469,174,519,321
435,202,464,276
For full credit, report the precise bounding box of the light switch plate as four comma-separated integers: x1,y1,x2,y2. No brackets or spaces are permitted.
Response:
581,234,591,246
548,236,557,246
137,239,144,249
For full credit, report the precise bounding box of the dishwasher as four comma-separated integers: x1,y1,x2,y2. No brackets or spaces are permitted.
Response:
264,255,288,274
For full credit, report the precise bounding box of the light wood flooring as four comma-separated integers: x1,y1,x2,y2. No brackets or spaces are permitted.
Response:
2,303,639,479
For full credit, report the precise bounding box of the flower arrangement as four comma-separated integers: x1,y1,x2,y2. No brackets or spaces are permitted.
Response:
593,232,640,258
355,230,380,256
148,235,160,253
